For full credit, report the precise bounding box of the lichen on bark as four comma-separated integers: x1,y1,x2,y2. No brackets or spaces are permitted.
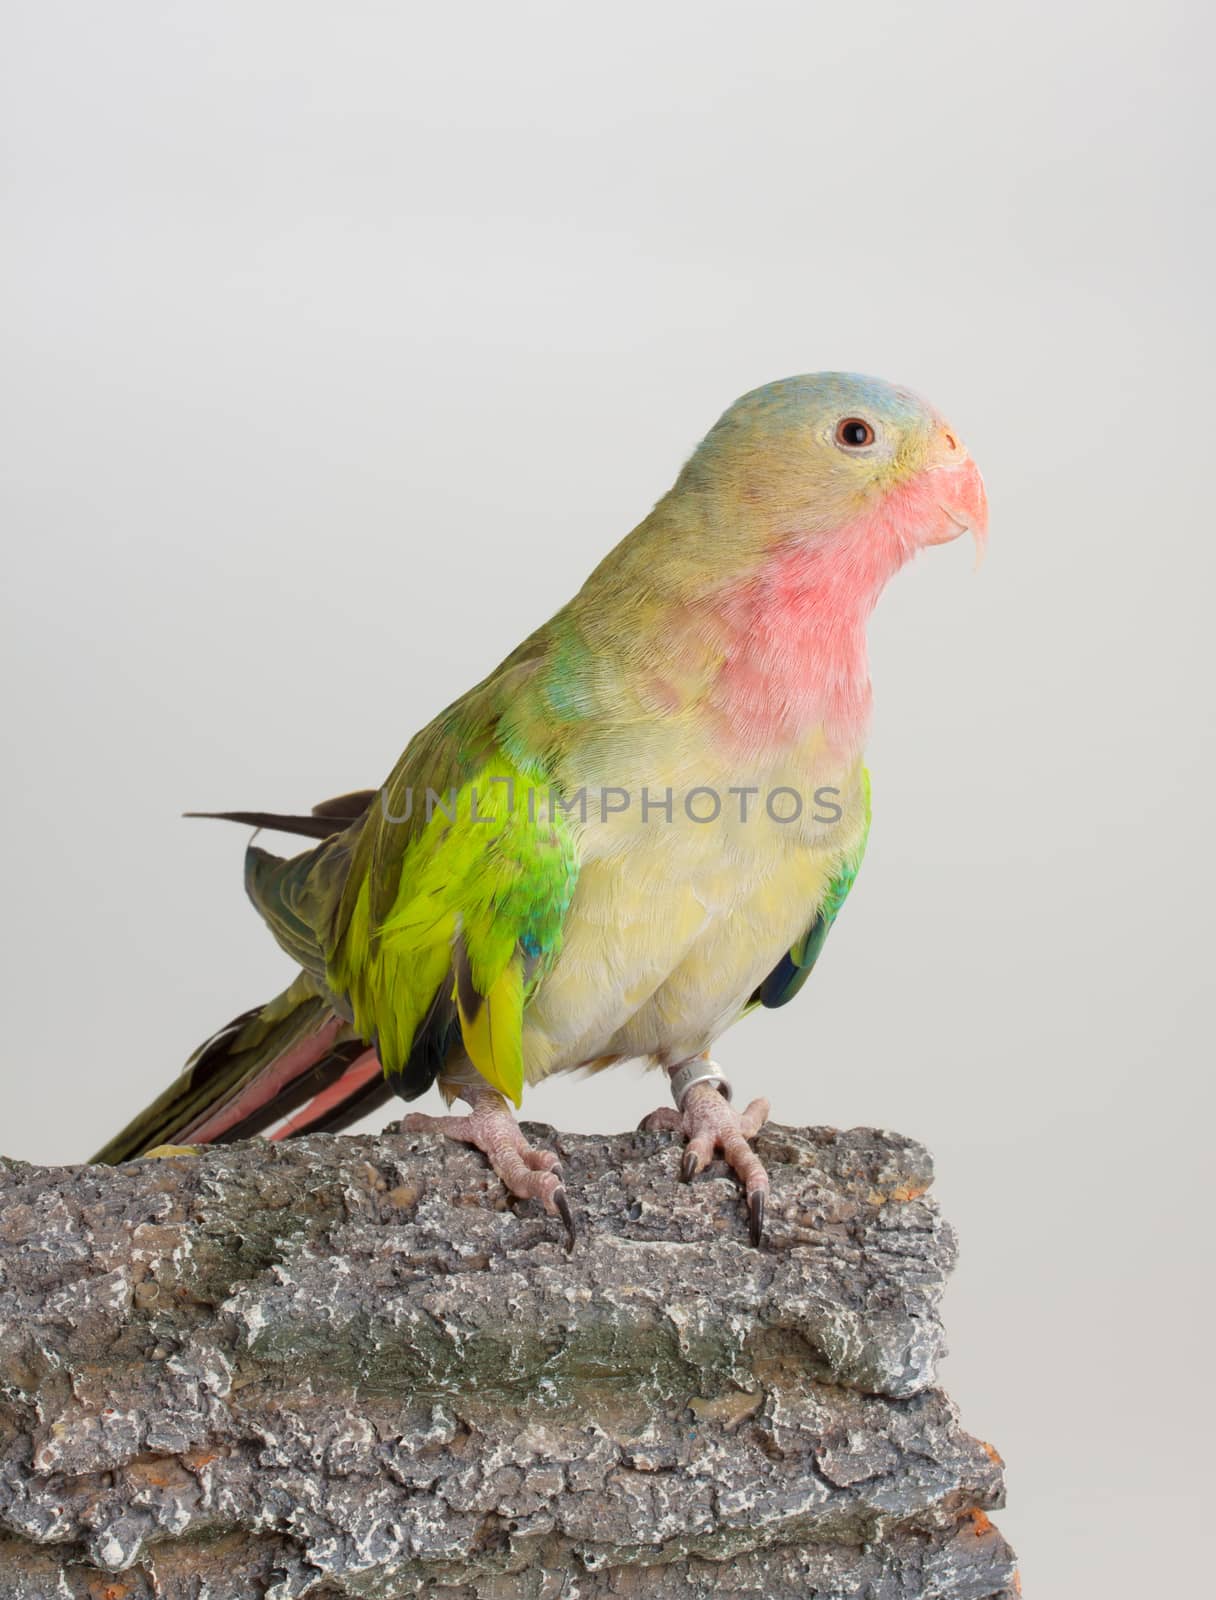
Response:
0,1123,1017,1598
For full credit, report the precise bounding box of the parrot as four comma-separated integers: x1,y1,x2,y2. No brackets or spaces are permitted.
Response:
93,373,987,1249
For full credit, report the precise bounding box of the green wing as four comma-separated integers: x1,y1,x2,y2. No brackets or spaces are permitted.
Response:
749,769,871,1011
243,832,357,985
245,649,578,1107
329,751,577,1106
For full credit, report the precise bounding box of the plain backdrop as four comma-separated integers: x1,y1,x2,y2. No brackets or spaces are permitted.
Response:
2,2,1212,1593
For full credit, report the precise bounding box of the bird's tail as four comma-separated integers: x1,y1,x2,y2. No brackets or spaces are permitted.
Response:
91,973,393,1164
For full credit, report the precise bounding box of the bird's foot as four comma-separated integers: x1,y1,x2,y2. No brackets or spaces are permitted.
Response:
640,1073,771,1246
401,1088,575,1248
141,1144,202,1159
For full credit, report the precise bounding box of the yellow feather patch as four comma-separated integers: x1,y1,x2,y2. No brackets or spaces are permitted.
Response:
455,955,526,1107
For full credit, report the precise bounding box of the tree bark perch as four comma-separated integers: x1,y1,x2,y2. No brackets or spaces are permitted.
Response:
0,1123,1017,1597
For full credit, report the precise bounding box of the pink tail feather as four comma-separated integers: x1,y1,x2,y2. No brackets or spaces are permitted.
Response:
268,1049,384,1140
179,1015,349,1143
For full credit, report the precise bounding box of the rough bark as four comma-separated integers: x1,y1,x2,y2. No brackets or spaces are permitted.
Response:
0,1123,1017,1598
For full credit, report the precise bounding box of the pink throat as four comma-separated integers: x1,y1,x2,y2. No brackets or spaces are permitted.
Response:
705,505,917,755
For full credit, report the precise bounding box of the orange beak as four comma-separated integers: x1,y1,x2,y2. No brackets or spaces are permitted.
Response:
928,446,989,568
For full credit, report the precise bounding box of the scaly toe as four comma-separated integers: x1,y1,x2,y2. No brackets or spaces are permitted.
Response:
505,1165,577,1248
656,1081,771,1246
638,1107,682,1134
395,1091,571,1248
400,1111,467,1138
522,1147,562,1174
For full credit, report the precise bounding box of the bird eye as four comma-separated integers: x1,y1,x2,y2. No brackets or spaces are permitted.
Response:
836,417,875,448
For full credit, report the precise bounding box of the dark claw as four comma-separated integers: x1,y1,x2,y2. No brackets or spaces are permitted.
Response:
681,1147,699,1183
748,1189,766,1248
554,1187,577,1251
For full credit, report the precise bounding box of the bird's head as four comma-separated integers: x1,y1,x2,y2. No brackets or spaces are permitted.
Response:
676,371,988,574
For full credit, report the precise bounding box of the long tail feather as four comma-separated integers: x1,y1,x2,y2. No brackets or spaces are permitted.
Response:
91,978,391,1164
296,1070,395,1136
176,1012,349,1143
214,1038,373,1143
268,1049,389,1140
185,810,345,839
92,787,391,1163
184,789,379,842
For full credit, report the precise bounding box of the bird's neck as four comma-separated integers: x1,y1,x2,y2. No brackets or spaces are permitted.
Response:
561,493,913,766
700,530,904,759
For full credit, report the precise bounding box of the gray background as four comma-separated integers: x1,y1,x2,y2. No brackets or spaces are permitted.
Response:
2,2,1211,1592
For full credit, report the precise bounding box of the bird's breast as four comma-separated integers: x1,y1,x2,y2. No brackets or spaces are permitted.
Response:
520,732,868,1079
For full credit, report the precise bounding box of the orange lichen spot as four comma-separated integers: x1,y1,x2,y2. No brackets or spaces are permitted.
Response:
981,1439,1005,1467
963,1507,995,1537
1013,1569,1023,1594
100,1585,129,1600
888,1180,930,1203
124,1458,179,1489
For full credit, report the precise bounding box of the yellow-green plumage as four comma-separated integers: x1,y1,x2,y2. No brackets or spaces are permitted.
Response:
95,372,987,1163
331,755,578,1104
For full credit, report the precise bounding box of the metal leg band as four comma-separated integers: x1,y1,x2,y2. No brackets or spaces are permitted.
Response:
668,1058,732,1111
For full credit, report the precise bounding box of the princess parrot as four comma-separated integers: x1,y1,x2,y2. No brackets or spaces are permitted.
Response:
94,373,987,1248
